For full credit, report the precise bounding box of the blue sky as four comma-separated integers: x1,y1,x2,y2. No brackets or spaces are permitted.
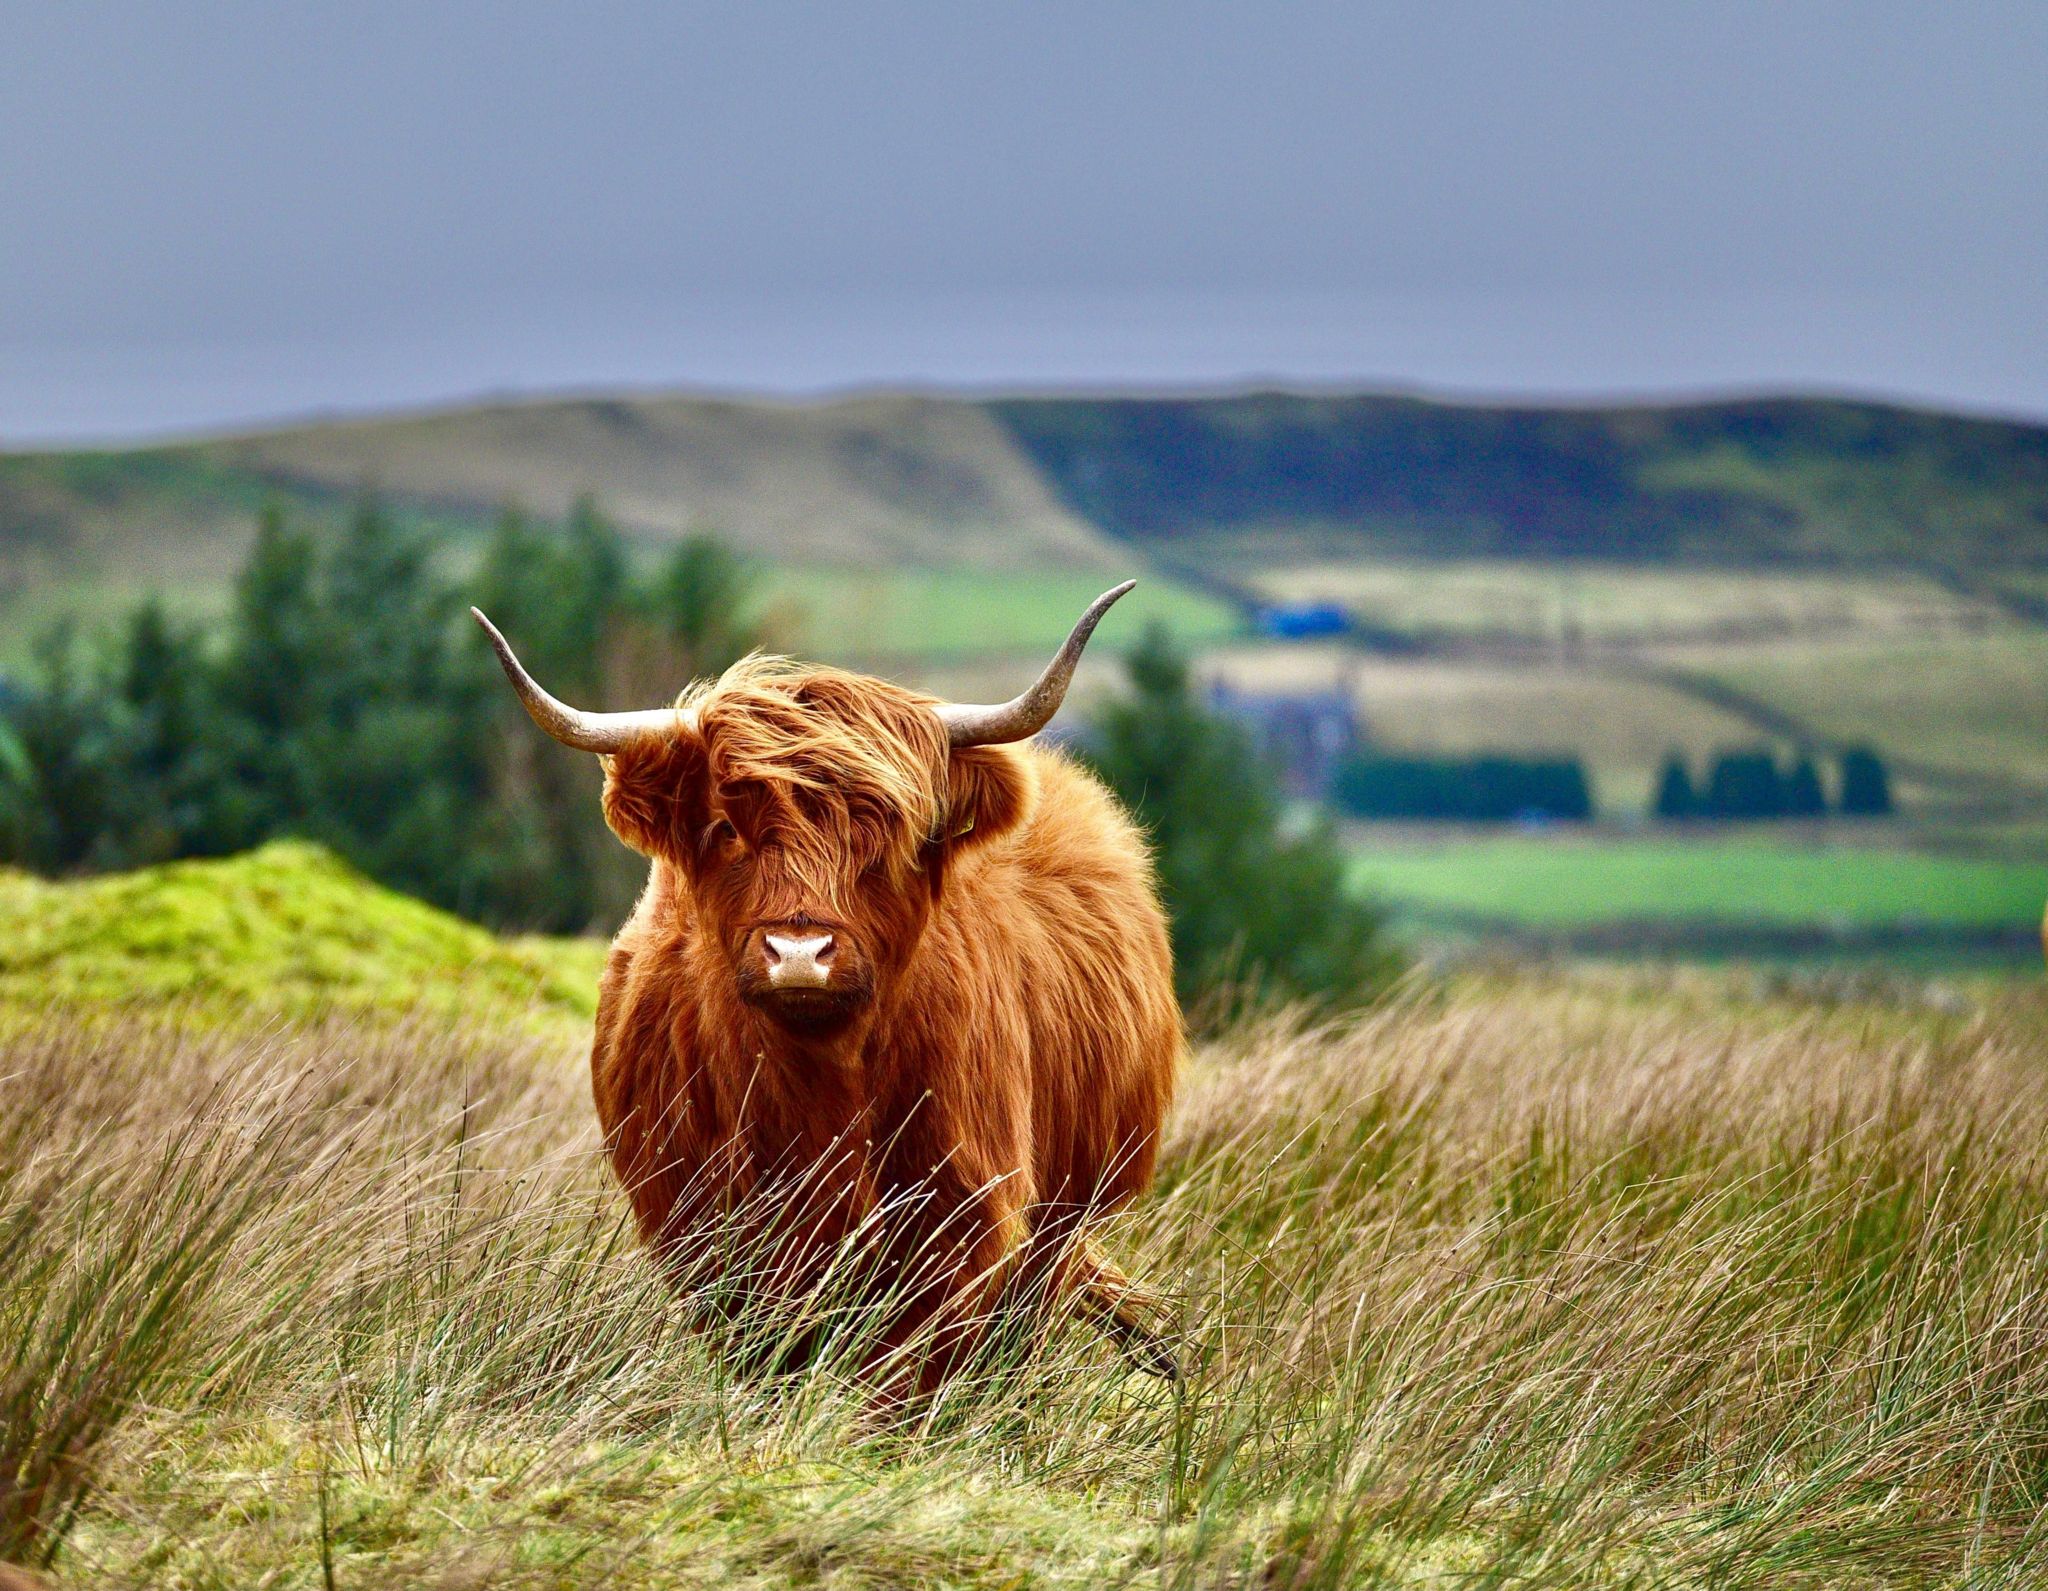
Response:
3,0,2043,440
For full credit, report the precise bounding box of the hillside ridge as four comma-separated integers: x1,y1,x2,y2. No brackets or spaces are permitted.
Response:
5,388,2046,637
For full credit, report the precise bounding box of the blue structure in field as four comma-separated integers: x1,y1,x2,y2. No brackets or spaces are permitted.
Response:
1254,602,1353,640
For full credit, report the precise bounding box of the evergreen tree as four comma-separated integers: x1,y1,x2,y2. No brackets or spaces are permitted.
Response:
0,625,128,871
1652,752,1698,820
1783,752,1828,818
1084,624,1401,1019
215,503,325,830
1705,749,1786,820
112,600,244,859
651,532,759,682
0,496,848,932
308,500,489,908
1839,746,1895,816
562,494,630,671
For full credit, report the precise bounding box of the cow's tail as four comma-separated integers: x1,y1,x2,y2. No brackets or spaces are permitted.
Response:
1069,1235,1183,1382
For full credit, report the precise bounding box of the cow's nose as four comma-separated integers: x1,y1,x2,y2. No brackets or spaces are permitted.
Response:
763,932,836,989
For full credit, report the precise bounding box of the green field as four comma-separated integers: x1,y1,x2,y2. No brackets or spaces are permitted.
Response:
1212,556,2048,829
761,563,1238,661
1349,833,2048,932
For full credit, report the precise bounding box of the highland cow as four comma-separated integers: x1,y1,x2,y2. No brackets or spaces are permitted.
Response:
475,584,1181,1397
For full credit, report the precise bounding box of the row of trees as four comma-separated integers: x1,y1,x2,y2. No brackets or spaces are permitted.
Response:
0,498,761,931
0,502,1401,1012
1651,747,1893,822
1331,753,1594,823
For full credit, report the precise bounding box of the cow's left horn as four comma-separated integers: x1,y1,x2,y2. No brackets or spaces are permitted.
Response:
935,581,1136,748
472,608,688,753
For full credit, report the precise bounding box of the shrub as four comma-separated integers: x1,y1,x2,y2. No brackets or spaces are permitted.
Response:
1652,752,1699,820
1784,752,1828,818
1704,748,1788,820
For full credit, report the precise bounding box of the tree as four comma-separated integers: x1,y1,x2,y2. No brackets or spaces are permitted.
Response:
1783,752,1827,818
0,496,782,932
649,531,760,682
1652,753,1698,820
1839,746,1894,816
1333,752,1594,822
111,600,244,860
214,503,325,833
1704,749,1786,821
0,625,128,871
1084,624,1401,1019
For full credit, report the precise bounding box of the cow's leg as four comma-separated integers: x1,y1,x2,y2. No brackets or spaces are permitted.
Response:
1012,1209,1180,1381
1064,1233,1182,1381
858,1175,1032,1410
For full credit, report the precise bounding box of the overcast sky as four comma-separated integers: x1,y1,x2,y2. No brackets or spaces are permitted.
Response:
3,0,2044,442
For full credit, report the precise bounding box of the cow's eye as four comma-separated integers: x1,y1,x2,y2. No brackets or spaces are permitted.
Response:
704,818,739,854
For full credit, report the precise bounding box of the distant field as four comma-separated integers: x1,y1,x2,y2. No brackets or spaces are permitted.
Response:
1689,632,2048,802
762,564,1238,662
1204,642,1765,809
1212,560,2048,826
1247,559,2005,647
1349,831,2048,934
0,552,1232,676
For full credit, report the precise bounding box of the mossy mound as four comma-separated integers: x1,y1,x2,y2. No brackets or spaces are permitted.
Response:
0,840,607,1028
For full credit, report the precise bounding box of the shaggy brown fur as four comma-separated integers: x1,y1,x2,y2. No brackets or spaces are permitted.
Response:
588,659,1182,1398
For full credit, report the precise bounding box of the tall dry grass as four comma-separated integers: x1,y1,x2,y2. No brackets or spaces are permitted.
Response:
5,977,2048,1586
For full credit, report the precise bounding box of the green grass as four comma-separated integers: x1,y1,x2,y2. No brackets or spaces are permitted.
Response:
760,564,1239,661
1348,832,2048,930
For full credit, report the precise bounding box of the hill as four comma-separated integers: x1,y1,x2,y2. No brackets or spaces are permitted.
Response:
994,391,2048,567
0,839,603,1028
5,391,2047,644
0,391,1131,646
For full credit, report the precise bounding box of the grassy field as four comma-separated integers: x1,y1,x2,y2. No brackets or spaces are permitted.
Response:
1349,831,2048,935
1210,557,2048,830
9,884,2048,1583
1689,631,2048,804
1204,642,1766,810
761,564,1236,664
1246,559,2006,648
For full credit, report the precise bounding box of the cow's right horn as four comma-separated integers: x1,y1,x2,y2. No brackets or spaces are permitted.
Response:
935,580,1135,747
472,608,688,754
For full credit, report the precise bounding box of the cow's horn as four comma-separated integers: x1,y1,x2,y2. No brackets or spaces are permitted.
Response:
935,581,1136,748
472,608,688,753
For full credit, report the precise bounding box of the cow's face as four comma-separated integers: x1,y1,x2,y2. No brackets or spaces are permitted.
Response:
600,665,1033,1037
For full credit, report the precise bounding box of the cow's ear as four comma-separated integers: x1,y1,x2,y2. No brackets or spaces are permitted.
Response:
941,744,1035,856
601,729,711,860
